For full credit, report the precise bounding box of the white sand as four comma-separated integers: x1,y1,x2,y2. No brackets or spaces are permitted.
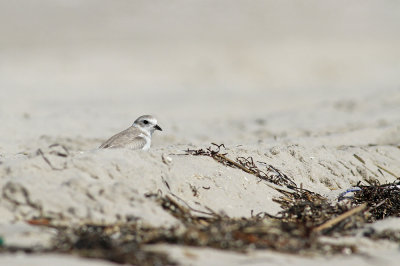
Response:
1,1,400,265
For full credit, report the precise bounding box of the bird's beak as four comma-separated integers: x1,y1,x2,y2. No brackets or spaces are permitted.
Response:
154,124,162,131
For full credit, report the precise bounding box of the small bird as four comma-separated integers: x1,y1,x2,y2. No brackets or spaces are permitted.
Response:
99,115,162,150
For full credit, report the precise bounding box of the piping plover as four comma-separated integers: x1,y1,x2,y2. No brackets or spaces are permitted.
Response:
99,115,162,150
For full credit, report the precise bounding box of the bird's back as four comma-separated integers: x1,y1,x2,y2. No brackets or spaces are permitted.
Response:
99,126,148,149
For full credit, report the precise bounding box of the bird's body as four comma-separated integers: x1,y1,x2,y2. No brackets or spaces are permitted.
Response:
99,115,162,150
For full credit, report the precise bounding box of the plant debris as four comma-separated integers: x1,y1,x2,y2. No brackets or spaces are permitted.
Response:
352,182,400,221
363,228,400,243
186,143,296,187
273,182,400,236
1,144,400,265
145,193,356,255
54,225,177,266
271,187,366,236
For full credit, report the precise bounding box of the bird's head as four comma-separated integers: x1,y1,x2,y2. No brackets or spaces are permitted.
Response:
133,115,162,134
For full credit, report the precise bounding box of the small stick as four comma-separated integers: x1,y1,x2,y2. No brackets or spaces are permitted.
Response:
165,194,189,214
353,154,365,164
169,193,217,217
214,154,255,174
367,199,386,212
375,164,399,179
313,203,367,233
36,149,65,171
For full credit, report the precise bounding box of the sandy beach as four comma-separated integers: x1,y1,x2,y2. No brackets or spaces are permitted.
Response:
1,1,400,265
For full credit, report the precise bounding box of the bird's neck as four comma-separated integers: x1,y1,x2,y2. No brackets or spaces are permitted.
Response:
133,124,152,137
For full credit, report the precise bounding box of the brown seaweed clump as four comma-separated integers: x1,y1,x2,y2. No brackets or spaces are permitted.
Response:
352,182,400,221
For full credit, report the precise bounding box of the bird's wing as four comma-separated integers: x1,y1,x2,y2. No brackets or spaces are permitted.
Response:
126,136,148,150
99,127,146,149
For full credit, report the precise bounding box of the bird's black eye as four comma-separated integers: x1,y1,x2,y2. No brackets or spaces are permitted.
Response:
143,120,149,124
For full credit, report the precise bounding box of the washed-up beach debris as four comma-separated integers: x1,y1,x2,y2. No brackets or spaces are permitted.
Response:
1,143,400,265
185,143,296,187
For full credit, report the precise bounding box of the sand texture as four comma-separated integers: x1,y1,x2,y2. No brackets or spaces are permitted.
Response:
1,1,400,265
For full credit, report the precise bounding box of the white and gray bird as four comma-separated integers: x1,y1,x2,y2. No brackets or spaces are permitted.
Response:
99,115,162,150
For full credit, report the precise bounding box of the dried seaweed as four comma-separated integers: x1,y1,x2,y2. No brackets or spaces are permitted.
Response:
54,225,177,266
0,224,177,266
352,182,400,221
151,193,355,254
186,143,296,187
0,191,358,264
275,181,400,235
363,228,400,243
272,187,366,236
47,195,356,259
2,144,400,264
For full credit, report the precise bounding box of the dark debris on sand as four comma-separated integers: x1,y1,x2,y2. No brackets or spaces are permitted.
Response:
185,143,296,187
1,144,400,265
352,182,400,221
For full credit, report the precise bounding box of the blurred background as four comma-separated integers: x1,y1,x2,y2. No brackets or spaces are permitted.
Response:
1,1,399,151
